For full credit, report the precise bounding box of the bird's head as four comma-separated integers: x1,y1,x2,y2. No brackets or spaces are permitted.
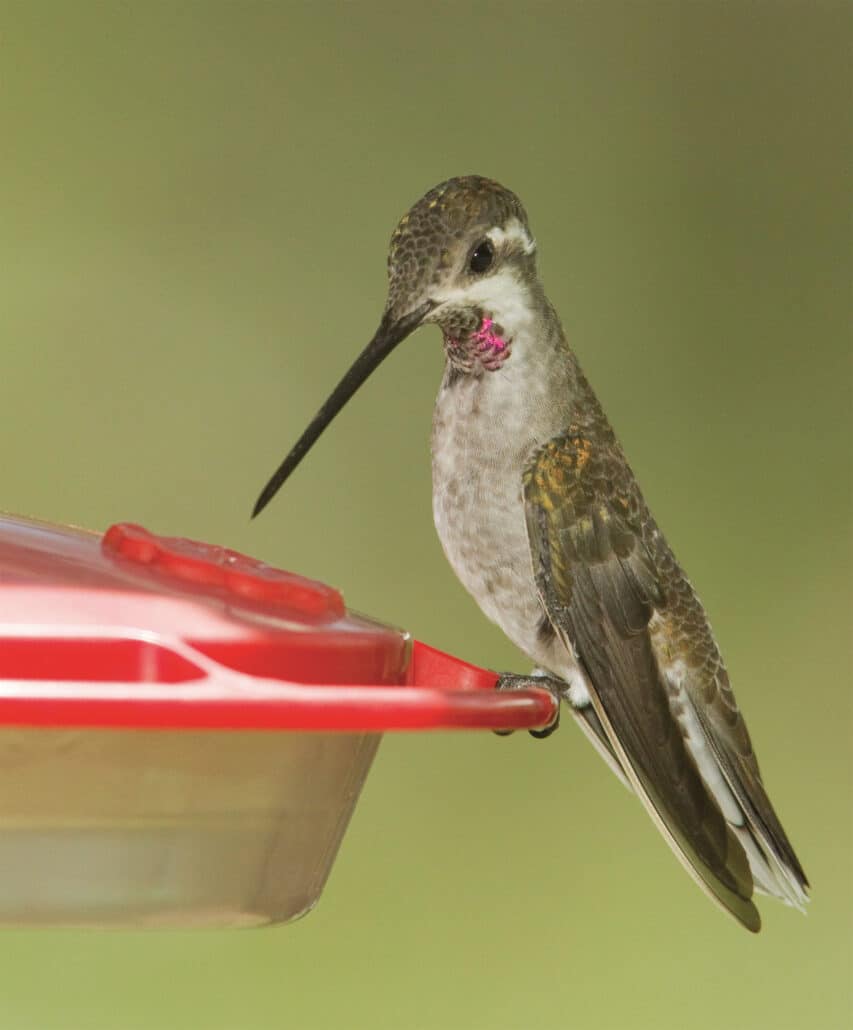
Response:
253,175,538,516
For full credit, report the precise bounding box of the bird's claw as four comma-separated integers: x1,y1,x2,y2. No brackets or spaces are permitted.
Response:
493,673,564,740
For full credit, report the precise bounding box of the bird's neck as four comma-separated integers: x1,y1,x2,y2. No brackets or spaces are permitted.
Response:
438,285,610,456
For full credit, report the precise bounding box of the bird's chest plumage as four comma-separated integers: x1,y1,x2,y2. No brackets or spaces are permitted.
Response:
430,364,561,665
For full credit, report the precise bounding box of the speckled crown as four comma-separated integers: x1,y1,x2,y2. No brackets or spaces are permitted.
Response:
386,176,530,313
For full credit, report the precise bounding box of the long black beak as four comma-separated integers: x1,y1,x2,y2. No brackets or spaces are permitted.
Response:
252,299,434,518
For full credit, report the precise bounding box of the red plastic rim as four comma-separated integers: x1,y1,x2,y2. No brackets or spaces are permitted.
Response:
0,639,557,732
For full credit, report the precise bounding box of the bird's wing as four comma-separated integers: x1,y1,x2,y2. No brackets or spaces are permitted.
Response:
522,430,761,931
674,641,809,907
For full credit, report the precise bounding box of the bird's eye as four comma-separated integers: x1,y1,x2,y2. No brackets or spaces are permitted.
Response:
468,240,495,275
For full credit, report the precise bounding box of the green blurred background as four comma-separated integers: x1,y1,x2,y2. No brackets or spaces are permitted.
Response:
2,2,850,1028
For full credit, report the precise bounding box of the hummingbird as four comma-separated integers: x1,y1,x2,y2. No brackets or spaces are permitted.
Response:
253,175,808,931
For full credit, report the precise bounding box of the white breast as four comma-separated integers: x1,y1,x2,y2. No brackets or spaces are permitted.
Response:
430,330,576,677
431,375,543,651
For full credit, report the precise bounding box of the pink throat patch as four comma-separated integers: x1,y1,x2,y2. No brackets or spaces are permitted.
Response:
471,317,507,354
444,316,511,372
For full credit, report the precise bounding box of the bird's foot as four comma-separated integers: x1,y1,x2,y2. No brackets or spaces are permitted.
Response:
494,673,566,740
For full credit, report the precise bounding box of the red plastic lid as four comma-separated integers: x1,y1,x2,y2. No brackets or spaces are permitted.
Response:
0,515,556,732
103,523,345,621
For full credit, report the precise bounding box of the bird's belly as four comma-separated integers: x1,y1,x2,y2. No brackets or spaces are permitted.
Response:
430,380,559,668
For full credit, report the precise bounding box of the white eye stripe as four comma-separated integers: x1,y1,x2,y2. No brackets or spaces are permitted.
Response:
486,218,536,256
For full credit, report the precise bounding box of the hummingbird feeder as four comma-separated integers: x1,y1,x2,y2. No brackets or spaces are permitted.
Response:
0,514,555,928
